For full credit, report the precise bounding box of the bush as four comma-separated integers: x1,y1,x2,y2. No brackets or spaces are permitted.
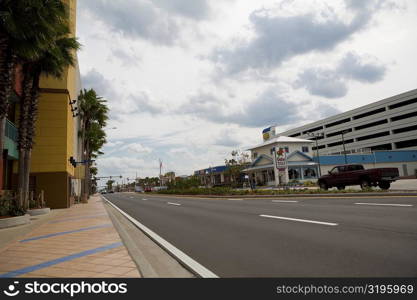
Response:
0,194,26,217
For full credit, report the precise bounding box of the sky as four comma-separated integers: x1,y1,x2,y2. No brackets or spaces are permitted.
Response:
76,0,417,183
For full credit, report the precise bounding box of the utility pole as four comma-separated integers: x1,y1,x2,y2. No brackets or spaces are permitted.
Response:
340,130,349,164
307,132,324,177
159,159,162,187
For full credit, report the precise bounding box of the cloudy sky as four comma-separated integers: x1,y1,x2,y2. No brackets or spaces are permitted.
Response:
76,0,417,183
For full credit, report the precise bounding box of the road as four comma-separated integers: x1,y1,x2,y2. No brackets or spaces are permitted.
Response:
104,193,417,277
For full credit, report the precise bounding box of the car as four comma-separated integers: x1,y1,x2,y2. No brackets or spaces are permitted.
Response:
317,164,399,190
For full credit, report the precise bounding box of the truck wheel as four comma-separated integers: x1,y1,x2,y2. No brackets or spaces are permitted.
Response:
319,181,328,190
360,178,371,190
337,185,345,190
378,181,390,190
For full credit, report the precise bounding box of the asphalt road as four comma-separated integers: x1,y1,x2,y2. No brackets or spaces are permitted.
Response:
104,193,417,277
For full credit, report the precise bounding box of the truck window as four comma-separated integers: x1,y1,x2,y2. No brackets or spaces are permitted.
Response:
330,167,339,174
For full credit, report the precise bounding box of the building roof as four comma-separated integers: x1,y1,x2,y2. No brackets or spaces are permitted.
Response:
247,135,313,150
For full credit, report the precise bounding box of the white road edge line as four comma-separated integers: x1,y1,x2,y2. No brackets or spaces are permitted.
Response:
355,203,413,207
102,196,218,278
272,200,299,203
260,214,339,226
167,202,181,206
227,198,243,201
142,199,148,201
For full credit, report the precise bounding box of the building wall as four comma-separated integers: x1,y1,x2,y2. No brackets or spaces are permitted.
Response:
251,142,313,159
19,0,79,208
278,89,417,155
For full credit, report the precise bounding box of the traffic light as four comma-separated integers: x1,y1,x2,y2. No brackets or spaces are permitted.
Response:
69,156,77,167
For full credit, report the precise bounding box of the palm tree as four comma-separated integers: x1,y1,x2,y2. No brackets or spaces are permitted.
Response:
78,89,108,198
17,28,80,208
0,0,68,193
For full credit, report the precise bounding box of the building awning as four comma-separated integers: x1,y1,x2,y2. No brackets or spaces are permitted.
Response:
242,164,274,172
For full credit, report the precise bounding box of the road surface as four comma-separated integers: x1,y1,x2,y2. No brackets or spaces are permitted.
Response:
104,193,417,277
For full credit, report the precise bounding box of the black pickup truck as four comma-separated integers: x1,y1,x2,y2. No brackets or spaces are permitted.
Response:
317,164,399,190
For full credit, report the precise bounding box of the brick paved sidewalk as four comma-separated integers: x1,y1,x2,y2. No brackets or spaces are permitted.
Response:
0,195,141,278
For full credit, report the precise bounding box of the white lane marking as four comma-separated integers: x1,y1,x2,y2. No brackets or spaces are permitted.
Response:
102,196,217,278
142,198,148,201
272,200,298,203
167,202,181,206
355,202,413,207
260,214,338,226
227,198,243,201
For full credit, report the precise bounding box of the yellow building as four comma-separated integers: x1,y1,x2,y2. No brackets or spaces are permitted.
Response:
13,0,83,208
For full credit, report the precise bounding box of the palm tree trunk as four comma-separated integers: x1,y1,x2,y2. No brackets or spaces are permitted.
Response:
22,71,40,209
17,65,32,207
0,34,14,190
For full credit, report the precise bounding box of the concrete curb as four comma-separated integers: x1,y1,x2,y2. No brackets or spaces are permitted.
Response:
102,196,218,278
0,214,30,229
151,192,417,198
27,208,51,216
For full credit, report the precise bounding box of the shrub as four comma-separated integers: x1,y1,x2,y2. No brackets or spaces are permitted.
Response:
0,194,26,217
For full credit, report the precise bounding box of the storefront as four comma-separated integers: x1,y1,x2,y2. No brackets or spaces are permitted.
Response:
243,135,318,186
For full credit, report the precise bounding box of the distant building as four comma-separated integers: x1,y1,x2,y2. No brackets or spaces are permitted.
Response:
278,88,417,154
243,135,317,185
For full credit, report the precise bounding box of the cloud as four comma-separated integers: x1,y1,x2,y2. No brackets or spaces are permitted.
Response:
111,48,141,67
339,52,386,83
294,52,386,98
152,0,211,19
209,0,384,78
178,89,304,128
80,0,180,45
214,129,242,147
123,143,152,154
105,141,124,147
81,69,117,99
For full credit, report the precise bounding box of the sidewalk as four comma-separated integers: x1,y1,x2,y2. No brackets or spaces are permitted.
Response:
0,195,141,278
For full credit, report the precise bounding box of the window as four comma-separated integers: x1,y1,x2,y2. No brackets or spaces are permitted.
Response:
312,145,326,150
388,98,417,110
352,107,385,120
370,143,392,151
329,167,339,174
302,126,324,134
253,152,258,159
354,119,388,131
395,139,417,149
392,124,417,134
284,147,289,153
302,146,309,153
346,165,364,171
325,118,351,128
390,111,417,122
289,167,301,180
356,131,390,141
303,167,317,179
327,139,354,147
326,128,352,138
289,133,301,137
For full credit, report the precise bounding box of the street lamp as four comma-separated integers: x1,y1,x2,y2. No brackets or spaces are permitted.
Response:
307,132,324,177
340,130,349,164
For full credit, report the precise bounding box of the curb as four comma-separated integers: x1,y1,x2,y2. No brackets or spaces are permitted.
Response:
102,196,218,278
151,192,417,198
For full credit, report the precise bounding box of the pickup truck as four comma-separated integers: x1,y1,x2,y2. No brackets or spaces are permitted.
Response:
317,164,399,190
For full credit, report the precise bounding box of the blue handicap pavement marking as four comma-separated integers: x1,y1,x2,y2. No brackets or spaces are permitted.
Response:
0,242,123,278
19,224,112,243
